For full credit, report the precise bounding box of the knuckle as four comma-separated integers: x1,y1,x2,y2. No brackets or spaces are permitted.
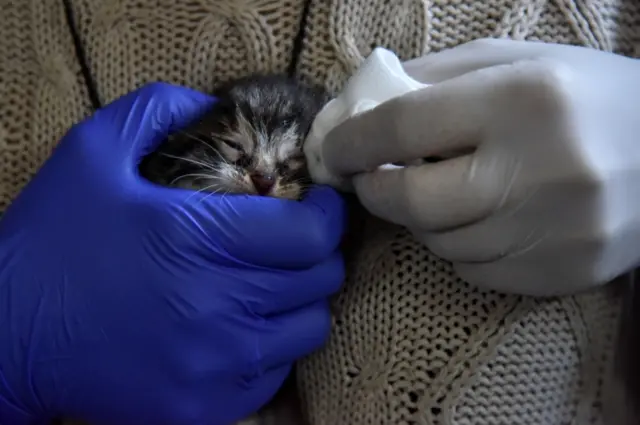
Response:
58,119,107,163
137,81,176,102
62,120,86,140
501,59,576,121
59,124,88,153
529,60,572,93
62,114,100,147
509,60,573,103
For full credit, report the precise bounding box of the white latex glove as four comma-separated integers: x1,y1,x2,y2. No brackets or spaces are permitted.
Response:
322,38,640,296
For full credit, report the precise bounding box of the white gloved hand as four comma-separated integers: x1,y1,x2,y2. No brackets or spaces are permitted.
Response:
322,38,640,296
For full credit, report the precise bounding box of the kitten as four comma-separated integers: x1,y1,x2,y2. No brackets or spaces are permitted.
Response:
56,74,329,425
140,74,329,200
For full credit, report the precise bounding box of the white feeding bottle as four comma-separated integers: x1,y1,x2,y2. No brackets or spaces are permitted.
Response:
304,47,429,192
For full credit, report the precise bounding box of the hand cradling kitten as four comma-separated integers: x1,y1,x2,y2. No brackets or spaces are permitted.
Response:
56,75,329,425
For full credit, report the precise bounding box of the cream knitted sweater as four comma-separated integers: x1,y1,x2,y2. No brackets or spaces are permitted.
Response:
1,1,639,424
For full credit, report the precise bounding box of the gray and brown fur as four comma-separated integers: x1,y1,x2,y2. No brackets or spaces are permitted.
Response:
140,74,329,201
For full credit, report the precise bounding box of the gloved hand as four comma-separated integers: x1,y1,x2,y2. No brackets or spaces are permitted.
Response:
322,38,640,296
0,83,345,425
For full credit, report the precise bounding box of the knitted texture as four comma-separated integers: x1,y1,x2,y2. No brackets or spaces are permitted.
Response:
70,0,306,105
295,0,640,94
0,0,92,212
292,1,638,424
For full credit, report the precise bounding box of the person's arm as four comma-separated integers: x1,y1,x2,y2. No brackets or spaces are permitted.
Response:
322,38,640,296
0,83,345,424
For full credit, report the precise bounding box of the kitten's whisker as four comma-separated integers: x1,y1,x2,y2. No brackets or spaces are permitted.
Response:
208,150,233,167
195,185,223,196
183,132,229,164
187,131,235,165
181,183,225,204
169,173,214,186
198,188,230,205
175,130,224,158
159,153,218,172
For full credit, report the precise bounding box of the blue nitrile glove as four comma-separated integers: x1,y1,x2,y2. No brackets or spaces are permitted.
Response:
0,82,345,425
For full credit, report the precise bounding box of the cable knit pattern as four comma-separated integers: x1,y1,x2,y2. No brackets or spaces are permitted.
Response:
295,0,640,94
0,0,92,212
70,0,307,104
1,1,638,425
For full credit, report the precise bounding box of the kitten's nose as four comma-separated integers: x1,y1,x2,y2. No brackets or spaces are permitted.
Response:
250,173,275,195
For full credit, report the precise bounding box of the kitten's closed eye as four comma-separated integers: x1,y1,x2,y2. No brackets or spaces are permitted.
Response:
216,138,253,168
276,163,290,174
219,138,244,152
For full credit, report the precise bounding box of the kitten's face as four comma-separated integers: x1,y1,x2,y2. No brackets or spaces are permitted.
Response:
168,108,309,200
140,76,327,200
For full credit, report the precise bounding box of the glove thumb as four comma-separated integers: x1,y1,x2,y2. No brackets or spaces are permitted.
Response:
86,82,217,163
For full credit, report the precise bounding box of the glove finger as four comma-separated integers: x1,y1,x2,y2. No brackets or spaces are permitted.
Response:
87,82,216,162
165,364,291,425
352,154,504,232
322,65,504,176
156,185,346,269
256,299,332,369
420,212,534,263
403,38,556,84
226,364,291,424
246,251,344,315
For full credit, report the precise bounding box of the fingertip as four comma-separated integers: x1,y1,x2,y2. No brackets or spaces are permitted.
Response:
140,83,217,152
307,299,333,347
323,251,346,297
304,185,347,231
102,82,218,162
162,85,218,133
207,365,290,425
260,300,333,367
302,185,345,212
351,169,405,225
135,81,215,108
295,299,333,352
299,186,347,259
254,251,345,316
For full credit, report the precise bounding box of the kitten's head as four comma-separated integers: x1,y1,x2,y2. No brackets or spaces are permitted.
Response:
140,75,329,200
